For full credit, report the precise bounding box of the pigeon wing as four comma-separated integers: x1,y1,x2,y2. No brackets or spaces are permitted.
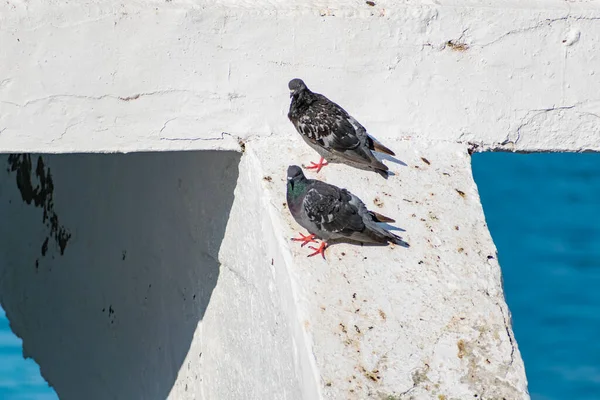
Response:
298,95,362,151
303,182,364,234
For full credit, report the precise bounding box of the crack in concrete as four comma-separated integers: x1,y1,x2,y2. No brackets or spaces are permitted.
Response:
397,362,431,398
158,118,178,135
397,384,415,398
1,100,21,108
480,15,600,48
157,131,249,154
481,17,568,47
157,118,243,142
51,121,84,143
579,110,600,120
500,102,600,146
200,250,246,289
442,27,470,51
387,330,444,398
221,260,261,294
200,248,260,293
158,131,229,142
496,301,515,370
2,89,214,108
159,135,228,142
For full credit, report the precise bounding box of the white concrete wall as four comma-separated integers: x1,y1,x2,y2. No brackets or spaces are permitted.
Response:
1,0,599,153
0,143,528,399
1,0,600,399
200,151,320,400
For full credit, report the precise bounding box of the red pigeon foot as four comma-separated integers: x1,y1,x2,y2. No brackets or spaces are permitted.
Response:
308,241,328,259
291,232,317,247
304,157,328,173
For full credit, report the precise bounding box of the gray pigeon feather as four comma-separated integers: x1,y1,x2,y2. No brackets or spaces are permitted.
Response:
287,78,395,177
286,165,409,247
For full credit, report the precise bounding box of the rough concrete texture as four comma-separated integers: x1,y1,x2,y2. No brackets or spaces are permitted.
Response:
200,151,319,400
251,138,527,399
0,139,528,399
1,0,599,153
1,0,598,399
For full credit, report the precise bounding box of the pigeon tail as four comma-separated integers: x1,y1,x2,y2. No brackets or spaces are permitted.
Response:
370,138,396,156
370,211,395,223
390,232,410,248
371,157,389,171
361,218,409,247
374,167,389,179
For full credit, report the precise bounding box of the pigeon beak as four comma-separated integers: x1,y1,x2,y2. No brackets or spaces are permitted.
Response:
289,92,293,98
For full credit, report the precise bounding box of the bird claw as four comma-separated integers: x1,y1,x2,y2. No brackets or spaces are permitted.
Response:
308,242,328,259
304,158,329,173
291,232,317,247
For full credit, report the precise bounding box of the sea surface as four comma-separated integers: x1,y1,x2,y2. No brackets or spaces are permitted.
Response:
0,152,598,399
0,308,57,400
473,152,600,400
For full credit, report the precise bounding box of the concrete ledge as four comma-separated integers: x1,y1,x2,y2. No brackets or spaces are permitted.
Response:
2,0,598,398
0,137,528,399
1,0,599,153
250,138,527,399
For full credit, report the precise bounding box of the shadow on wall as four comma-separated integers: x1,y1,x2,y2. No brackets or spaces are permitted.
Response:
0,151,241,400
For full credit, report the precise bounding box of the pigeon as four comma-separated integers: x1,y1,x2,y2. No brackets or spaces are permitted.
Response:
287,78,396,177
286,165,409,258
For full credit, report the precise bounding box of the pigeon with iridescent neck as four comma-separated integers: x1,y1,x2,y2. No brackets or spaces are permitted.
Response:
287,78,395,177
286,165,409,259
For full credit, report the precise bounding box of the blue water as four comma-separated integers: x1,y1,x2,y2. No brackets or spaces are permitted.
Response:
473,152,600,400
0,308,57,400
